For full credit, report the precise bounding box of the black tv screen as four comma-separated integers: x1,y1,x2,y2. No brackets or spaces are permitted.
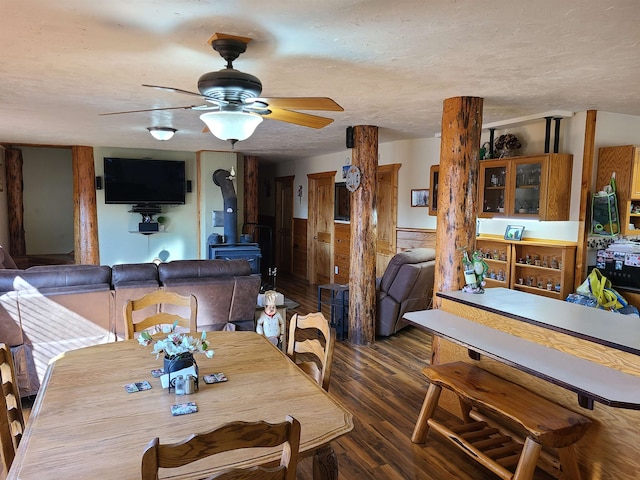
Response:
103,157,186,205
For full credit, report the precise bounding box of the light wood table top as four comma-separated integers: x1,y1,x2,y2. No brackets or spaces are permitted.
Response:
437,287,640,355
8,332,353,479
404,308,640,410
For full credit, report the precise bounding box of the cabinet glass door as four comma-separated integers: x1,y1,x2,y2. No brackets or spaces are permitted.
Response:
480,161,508,216
513,159,543,216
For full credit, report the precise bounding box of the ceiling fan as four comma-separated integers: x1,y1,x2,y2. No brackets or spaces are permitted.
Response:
100,33,343,145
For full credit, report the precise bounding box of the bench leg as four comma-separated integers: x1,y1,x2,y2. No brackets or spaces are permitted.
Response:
513,437,542,480
557,445,581,480
411,383,442,443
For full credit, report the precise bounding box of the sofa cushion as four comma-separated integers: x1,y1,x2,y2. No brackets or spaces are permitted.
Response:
21,265,112,294
158,259,251,282
112,263,159,288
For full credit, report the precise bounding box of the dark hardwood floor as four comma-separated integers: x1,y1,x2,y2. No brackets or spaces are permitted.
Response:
275,273,555,480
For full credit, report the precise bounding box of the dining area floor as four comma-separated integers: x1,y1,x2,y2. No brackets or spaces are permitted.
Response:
277,273,556,480
10,273,558,480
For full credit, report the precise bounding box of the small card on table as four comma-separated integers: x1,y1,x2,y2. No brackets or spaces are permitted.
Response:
171,402,198,416
124,381,152,393
203,373,228,384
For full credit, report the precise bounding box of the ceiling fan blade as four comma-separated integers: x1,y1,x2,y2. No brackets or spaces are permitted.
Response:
249,97,343,111
99,105,206,116
142,84,204,98
263,108,335,129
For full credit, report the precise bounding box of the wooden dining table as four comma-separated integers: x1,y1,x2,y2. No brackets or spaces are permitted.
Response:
8,331,353,479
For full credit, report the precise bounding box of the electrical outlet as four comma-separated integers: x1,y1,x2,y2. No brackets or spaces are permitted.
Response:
335,266,339,274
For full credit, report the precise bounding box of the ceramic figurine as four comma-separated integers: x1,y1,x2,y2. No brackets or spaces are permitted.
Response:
256,290,285,347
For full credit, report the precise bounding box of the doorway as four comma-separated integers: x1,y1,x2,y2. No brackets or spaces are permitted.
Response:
307,171,336,285
274,175,294,275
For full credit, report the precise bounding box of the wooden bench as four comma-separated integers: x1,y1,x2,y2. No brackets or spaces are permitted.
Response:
411,362,592,480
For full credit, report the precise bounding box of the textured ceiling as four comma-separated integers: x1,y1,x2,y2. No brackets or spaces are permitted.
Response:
2,0,639,163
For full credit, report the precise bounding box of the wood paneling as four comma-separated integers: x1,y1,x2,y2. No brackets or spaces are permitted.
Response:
292,217,308,279
397,228,437,251
334,222,350,284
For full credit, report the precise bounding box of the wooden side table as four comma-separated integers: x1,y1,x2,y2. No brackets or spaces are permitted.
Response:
317,283,349,340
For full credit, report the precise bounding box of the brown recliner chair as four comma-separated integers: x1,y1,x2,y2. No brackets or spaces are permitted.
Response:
376,248,436,337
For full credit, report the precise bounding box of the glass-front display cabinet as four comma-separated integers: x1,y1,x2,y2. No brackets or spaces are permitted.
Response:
478,154,573,221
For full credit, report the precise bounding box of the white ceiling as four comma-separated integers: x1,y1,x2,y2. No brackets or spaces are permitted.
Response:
2,0,640,163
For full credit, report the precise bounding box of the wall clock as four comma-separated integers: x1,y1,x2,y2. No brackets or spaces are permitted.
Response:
345,165,361,192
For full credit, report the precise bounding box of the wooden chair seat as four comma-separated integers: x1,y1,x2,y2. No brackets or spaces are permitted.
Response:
412,361,592,480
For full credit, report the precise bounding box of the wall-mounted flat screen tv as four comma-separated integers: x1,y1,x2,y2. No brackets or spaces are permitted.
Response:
104,157,186,205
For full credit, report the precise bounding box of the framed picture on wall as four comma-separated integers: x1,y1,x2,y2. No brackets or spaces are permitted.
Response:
411,189,429,207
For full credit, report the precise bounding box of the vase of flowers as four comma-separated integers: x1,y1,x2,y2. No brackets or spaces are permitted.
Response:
138,322,214,374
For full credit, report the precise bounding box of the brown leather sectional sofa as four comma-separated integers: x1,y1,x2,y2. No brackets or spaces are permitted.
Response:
0,259,260,396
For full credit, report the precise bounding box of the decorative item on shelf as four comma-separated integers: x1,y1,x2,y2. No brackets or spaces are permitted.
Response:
480,142,492,160
504,224,525,241
461,249,489,294
494,133,521,158
156,216,166,232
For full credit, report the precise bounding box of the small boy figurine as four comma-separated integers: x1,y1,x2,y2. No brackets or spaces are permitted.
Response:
256,290,285,347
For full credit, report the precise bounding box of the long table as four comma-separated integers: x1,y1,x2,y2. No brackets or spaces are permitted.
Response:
404,309,640,409
406,287,640,480
8,331,353,479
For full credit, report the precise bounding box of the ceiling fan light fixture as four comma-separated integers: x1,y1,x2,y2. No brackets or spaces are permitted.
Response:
200,111,263,142
147,127,177,141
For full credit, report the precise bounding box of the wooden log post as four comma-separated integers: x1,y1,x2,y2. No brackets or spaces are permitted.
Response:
72,146,100,265
575,110,597,289
434,97,483,305
432,97,483,365
5,148,26,257
348,125,378,345
243,155,259,234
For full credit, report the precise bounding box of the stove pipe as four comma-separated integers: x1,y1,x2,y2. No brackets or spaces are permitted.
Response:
213,169,237,244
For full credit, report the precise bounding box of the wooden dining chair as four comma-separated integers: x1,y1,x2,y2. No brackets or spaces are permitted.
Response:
124,290,197,340
287,312,336,392
0,343,25,474
140,416,301,480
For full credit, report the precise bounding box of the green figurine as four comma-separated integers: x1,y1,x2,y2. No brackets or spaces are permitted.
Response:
462,249,489,294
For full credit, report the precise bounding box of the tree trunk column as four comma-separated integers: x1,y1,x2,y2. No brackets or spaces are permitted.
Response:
348,125,378,345
5,148,26,257
434,96,484,304
244,155,259,232
72,146,99,265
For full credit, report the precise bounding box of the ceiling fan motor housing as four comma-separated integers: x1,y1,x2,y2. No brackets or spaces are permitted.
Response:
198,69,263,103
